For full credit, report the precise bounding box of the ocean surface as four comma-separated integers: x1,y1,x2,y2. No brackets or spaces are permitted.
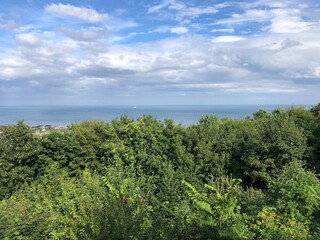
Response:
0,105,308,126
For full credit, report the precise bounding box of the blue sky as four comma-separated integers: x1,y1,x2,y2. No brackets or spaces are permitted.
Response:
0,0,320,105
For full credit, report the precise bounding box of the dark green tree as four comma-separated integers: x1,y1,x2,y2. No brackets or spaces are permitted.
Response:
254,161,320,239
238,111,307,188
0,121,41,199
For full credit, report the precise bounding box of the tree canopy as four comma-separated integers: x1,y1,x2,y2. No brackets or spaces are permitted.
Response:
1,105,320,239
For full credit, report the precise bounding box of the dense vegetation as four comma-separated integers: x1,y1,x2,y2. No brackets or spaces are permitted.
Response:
1,104,320,239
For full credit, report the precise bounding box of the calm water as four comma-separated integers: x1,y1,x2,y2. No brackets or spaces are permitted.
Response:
0,105,305,126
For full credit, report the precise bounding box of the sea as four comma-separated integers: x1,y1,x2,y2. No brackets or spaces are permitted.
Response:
0,105,309,126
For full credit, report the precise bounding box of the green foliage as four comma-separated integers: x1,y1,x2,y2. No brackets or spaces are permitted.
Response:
252,161,320,239
0,167,107,239
308,104,320,172
101,164,153,239
183,177,253,239
186,116,232,181
255,206,310,240
0,121,41,199
39,129,98,174
1,104,320,239
310,103,320,118
68,120,114,171
239,187,267,216
238,110,307,188
253,109,268,120
269,161,320,220
150,161,197,239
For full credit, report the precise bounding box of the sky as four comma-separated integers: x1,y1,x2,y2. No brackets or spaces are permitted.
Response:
0,0,320,105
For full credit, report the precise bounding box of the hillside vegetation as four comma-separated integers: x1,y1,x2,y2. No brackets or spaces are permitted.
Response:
1,104,320,239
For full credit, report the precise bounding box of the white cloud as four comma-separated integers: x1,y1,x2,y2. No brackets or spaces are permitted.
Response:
148,1,170,13
0,58,25,67
75,76,117,90
179,6,217,19
0,17,18,30
16,33,41,45
212,36,245,43
59,27,109,42
29,80,40,86
267,9,311,33
241,0,290,9
211,28,234,33
214,5,313,34
215,9,271,25
4,31,320,91
148,0,217,20
151,25,188,35
313,67,320,78
170,26,188,34
226,86,300,93
45,3,109,23
173,83,234,89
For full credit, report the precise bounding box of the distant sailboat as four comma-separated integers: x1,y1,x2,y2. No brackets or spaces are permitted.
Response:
133,106,137,109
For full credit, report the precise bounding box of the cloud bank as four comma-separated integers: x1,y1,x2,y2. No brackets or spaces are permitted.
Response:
45,3,109,23
0,0,319,105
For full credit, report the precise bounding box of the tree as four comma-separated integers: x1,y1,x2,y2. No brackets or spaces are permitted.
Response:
0,168,108,239
39,129,97,174
238,111,307,188
254,161,320,239
183,176,252,239
101,164,153,239
0,121,41,199
308,103,320,173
